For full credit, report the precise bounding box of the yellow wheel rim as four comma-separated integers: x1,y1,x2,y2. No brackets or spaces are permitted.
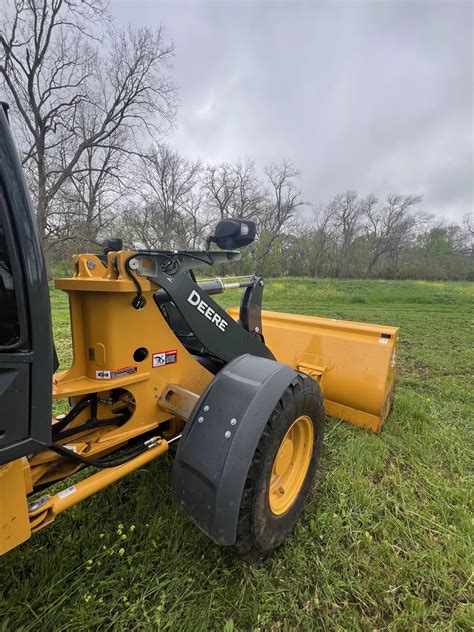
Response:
269,415,314,515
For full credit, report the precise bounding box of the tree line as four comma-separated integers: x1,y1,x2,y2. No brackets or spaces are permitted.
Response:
54,149,474,281
1,0,472,280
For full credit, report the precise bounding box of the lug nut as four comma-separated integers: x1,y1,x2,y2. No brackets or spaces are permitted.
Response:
225,431,231,438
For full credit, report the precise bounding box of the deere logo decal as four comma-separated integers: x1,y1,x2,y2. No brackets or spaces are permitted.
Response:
187,289,228,332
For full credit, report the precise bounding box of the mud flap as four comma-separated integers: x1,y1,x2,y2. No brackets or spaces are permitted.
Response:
172,354,298,545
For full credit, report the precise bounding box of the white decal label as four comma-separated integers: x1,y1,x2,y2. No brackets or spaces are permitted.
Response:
96,370,111,379
58,485,76,499
187,289,228,332
378,338,389,345
96,367,137,379
152,350,177,368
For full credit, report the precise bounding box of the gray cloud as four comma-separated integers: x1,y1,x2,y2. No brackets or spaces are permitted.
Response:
112,0,473,220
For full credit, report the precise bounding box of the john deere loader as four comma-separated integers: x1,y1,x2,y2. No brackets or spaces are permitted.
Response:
0,102,398,561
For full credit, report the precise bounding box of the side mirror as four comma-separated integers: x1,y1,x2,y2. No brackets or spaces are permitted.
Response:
206,219,256,250
102,237,123,255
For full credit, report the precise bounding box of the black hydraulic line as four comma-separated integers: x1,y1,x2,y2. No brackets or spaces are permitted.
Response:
49,442,150,469
90,393,98,421
125,255,147,309
52,396,92,436
159,250,214,274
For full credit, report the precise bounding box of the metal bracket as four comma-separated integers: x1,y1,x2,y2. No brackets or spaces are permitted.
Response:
129,250,241,277
239,276,265,339
148,269,275,364
158,384,200,421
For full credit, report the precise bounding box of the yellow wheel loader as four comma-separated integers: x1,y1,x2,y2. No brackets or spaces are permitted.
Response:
0,103,399,562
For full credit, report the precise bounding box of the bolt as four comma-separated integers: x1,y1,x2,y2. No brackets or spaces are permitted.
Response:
230,418,237,425
278,487,285,495
198,416,204,423
203,405,209,412
255,326,260,333
86,260,96,270
259,279,264,286
225,431,231,438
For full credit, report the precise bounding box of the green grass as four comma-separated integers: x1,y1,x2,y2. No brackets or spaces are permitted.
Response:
1,279,473,631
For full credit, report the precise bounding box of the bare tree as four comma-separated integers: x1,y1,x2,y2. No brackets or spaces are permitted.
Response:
124,145,203,249
202,164,235,219
180,188,212,249
202,158,265,220
0,0,176,256
52,128,132,253
363,194,424,275
231,158,266,218
308,204,338,277
463,212,474,238
254,160,306,263
326,191,365,277
120,202,161,250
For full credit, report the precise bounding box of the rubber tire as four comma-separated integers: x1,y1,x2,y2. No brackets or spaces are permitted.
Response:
232,373,325,563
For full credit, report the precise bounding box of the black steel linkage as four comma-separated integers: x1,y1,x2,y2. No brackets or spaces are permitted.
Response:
148,269,274,364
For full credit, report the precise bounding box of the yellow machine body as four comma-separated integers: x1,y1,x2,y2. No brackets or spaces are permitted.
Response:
1,251,214,554
0,250,398,555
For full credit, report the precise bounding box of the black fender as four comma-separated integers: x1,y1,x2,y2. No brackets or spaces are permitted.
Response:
172,354,298,545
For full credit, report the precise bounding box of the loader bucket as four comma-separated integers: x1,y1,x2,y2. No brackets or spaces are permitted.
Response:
228,308,399,432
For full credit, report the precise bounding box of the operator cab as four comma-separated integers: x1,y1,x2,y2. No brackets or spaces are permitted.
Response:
0,102,53,465
0,217,20,346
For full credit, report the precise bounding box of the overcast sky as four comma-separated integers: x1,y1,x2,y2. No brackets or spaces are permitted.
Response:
112,0,473,221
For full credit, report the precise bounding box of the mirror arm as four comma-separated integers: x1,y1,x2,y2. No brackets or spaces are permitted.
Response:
205,233,216,251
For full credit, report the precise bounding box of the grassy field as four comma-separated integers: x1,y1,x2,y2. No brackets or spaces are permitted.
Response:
0,279,472,631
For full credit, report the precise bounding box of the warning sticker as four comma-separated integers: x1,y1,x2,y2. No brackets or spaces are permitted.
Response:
152,349,177,368
110,366,137,379
95,366,137,380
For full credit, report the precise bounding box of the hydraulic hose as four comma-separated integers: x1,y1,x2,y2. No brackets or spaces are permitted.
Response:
49,440,156,470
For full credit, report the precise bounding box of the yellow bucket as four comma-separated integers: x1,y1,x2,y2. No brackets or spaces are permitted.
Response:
228,308,399,432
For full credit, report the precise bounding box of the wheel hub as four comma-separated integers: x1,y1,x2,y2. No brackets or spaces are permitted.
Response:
274,438,293,476
269,415,314,515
